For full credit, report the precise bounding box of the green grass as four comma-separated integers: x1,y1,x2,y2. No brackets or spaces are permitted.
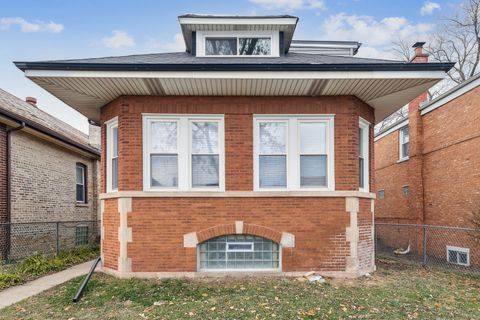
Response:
1,259,479,319
0,246,99,290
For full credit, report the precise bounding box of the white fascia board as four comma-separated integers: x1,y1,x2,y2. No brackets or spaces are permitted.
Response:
420,76,480,116
25,69,447,80
374,119,408,141
178,17,297,26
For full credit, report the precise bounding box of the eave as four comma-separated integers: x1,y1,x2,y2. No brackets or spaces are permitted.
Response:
14,62,454,124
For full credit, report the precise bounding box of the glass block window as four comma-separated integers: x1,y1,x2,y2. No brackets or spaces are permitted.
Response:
198,235,280,271
75,226,89,246
447,246,470,266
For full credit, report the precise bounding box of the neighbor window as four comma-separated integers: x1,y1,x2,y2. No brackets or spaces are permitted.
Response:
198,235,280,271
106,118,118,192
402,185,410,197
254,116,334,191
75,163,86,203
359,118,370,192
446,246,470,266
143,115,224,191
399,126,409,160
75,225,89,246
378,189,385,200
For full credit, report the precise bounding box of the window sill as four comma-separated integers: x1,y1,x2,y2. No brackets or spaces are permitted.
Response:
75,203,89,207
397,157,409,163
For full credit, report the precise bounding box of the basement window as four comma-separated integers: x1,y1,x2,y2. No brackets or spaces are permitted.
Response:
198,235,280,271
75,225,89,246
446,246,470,266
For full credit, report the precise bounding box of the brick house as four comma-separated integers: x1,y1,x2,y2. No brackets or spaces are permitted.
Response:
375,55,480,267
15,15,452,277
0,89,100,260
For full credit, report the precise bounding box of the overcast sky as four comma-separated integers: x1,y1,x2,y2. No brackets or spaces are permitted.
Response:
0,0,457,133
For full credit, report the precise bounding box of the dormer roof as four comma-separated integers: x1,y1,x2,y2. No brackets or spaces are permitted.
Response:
178,14,298,54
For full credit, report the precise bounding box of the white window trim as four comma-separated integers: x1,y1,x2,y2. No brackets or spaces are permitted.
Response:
142,114,225,192
398,125,409,161
253,115,335,192
359,118,370,193
76,164,86,203
446,245,470,267
196,30,279,57
106,117,118,193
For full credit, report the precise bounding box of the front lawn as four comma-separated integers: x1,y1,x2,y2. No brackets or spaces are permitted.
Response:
1,259,479,319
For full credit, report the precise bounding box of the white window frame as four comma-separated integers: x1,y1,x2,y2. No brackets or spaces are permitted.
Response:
399,126,409,161
446,245,470,267
142,114,225,192
106,117,118,193
75,163,86,203
359,118,370,193
253,115,335,192
196,31,279,57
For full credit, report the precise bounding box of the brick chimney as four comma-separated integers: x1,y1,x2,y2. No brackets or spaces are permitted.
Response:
407,42,429,227
25,96,37,107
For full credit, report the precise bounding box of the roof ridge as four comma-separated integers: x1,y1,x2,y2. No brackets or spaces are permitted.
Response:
0,88,91,147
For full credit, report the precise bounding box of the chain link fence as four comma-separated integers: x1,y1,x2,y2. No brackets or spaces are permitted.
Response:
375,223,480,273
0,220,100,263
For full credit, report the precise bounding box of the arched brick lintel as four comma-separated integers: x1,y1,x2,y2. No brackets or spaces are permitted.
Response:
183,222,295,248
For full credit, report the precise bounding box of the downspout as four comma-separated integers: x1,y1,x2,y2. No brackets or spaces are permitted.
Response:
5,122,25,259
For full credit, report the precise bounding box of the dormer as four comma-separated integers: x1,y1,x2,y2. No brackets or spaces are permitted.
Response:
178,14,299,57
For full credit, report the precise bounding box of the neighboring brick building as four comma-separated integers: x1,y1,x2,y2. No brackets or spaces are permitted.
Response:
375,67,480,268
0,89,100,260
15,15,452,277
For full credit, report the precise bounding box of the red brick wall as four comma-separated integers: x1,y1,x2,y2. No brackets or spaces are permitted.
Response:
374,84,480,265
100,95,375,274
100,96,375,193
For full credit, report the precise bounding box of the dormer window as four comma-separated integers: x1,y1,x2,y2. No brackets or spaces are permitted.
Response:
197,31,278,57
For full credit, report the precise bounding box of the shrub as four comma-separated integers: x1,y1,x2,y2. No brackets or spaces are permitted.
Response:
16,254,65,276
0,273,23,290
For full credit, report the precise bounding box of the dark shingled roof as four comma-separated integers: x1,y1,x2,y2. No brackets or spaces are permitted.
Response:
15,52,454,72
0,88,99,155
33,52,401,65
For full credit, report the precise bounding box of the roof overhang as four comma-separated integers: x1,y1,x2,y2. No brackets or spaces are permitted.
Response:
178,15,299,54
17,66,450,124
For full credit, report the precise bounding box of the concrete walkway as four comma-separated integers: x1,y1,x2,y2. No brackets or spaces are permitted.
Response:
0,260,97,309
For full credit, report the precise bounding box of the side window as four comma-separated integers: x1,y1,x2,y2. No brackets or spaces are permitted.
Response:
378,189,385,200
106,118,118,192
76,163,87,203
359,118,370,192
399,126,409,160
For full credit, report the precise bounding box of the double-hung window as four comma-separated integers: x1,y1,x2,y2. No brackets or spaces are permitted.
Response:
399,126,409,160
106,118,118,192
254,116,334,191
359,118,370,192
75,163,87,203
143,115,224,191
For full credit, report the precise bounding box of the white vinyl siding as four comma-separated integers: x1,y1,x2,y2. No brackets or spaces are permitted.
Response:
253,115,335,191
143,114,224,191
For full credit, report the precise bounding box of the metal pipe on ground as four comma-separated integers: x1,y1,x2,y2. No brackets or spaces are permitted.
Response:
72,256,101,303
